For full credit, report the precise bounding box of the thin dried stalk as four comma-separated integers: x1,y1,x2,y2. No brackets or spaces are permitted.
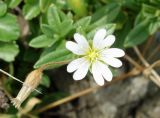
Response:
142,36,154,57
40,60,72,70
124,55,143,70
11,69,42,108
34,69,139,113
147,45,160,61
0,69,24,84
134,47,160,86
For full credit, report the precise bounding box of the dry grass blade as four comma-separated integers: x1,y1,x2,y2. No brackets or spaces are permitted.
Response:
0,69,24,84
133,47,160,87
34,69,139,113
147,45,160,61
142,36,154,56
40,60,72,70
124,55,143,70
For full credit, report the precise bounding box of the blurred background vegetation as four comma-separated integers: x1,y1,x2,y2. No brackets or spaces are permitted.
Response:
0,0,160,118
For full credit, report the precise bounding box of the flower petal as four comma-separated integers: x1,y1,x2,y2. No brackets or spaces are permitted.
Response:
97,35,115,50
73,60,90,80
67,57,86,73
74,33,90,49
93,28,107,49
101,57,122,68
66,41,86,55
103,35,115,47
99,62,113,81
91,61,105,86
101,48,125,58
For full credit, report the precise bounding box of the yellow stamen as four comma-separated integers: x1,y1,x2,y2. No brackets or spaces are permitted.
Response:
86,48,99,63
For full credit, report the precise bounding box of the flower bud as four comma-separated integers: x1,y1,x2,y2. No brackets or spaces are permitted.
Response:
12,69,42,108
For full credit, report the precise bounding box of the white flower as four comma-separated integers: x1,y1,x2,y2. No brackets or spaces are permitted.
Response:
66,28,125,86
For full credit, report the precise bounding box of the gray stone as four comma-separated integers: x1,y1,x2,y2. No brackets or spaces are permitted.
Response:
54,70,150,118
135,92,160,118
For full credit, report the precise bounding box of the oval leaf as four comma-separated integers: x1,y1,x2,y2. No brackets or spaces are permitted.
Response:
9,0,21,8
0,42,19,62
0,13,20,42
23,3,40,20
41,24,54,37
0,1,7,16
29,35,57,48
39,0,52,12
34,49,74,69
47,4,61,27
124,19,151,47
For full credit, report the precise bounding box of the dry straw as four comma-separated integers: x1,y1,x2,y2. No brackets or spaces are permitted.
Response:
11,69,43,108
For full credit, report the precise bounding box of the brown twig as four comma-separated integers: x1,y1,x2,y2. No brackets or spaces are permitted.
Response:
145,60,160,71
142,36,154,57
124,54,143,71
147,45,160,61
134,47,149,66
125,54,160,86
133,47,160,87
33,69,139,113
33,54,146,113
40,60,72,71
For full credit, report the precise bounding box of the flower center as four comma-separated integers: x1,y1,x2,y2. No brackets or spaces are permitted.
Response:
86,48,99,63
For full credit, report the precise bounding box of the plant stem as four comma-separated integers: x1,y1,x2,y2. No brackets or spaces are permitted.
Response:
124,54,143,70
33,69,138,113
0,69,24,84
40,60,72,70
133,46,160,86
147,45,160,61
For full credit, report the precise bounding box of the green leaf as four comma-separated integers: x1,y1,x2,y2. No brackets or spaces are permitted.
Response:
87,24,116,40
41,24,54,37
0,13,20,42
9,0,21,8
0,1,7,16
149,19,160,35
142,4,159,18
134,12,145,25
114,11,127,29
115,19,132,48
29,35,57,48
39,0,52,12
23,1,40,20
88,16,108,31
40,40,63,57
40,74,50,88
60,19,73,37
150,0,160,5
91,3,120,23
25,0,37,4
122,0,141,11
47,4,74,36
0,42,19,62
124,19,151,47
34,48,74,69
59,11,71,21
75,16,91,30
47,4,61,28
